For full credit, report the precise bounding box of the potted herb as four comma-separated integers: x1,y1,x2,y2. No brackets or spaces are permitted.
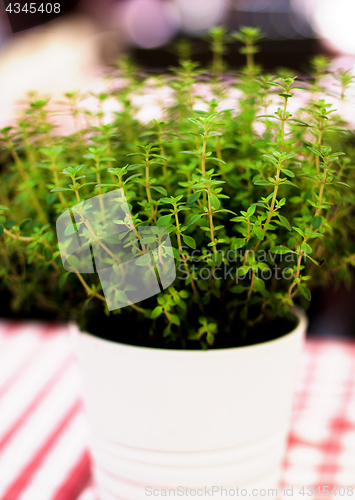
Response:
1,27,354,498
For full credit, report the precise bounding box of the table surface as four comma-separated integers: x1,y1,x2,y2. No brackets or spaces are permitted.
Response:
0,320,354,500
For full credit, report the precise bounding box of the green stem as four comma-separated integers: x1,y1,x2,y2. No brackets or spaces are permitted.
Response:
289,169,327,299
316,168,327,215
315,124,323,175
72,178,81,203
145,159,156,223
281,98,288,149
207,191,215,246
254,167,280,252
201,134,207,205
288,249,304,300
95,160,105,216
9,146,48,225
247,271,255,300
52,159,68,208
174,208,200,302
213,52,222,80
246,45,253,74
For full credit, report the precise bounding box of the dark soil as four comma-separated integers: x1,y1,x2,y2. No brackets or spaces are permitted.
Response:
80,303,298,350
0,290,298,350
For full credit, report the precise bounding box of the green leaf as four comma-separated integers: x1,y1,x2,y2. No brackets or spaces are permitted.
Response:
157,215,172,226
65,225,78,236
115,290,128,303
254,225,264,240
127,164,143,171
301,242,312,254
170,314,180,326
231,238,245,250
151,186,167,196
206,331,214,345
306,230,322,239
212,252,223,267
0,205,9,211
302,189,312,203
206,157,226,164
43,247,52,262
210,194,220,209
172,247,180,259
289,119,309,126
247,204,256,216
331,181,350,188
59,273,69,289
237,266,250,277
151,306,163,318
299,286,311,301
282,169,294,178
305,254,319,266
311,216,322,230
140,237,157,244
292,227,304,238
254,179,271,186
182,235,196,249
181,150,199,157
278,215,291,231
230,285,245,294
0,224,3,237
136,253,152,266
5,220,16,229
187,118,202,126
151,154,167,160
187,192,200,205
282,180,299,188
187,214,203,226
307,146,321,156
271,246,292,254
262,154,278,165
19,218,32,231
46,194,57,205
51,187,72,192
253,277,265,293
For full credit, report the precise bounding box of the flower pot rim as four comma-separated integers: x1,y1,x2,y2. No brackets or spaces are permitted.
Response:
70,305,307,356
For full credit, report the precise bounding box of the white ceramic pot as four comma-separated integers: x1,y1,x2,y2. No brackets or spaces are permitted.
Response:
71,307,307,500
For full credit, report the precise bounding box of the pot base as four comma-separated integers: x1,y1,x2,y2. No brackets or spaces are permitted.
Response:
71,307,307,500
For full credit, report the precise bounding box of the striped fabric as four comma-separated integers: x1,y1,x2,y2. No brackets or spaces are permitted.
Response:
0,320,90,500
281,339,355,495
1,321,355,500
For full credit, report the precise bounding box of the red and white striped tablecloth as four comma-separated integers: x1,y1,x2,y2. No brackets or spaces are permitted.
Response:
0,320,355,500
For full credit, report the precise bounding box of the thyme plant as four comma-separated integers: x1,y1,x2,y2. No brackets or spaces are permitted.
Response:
1,27,355,349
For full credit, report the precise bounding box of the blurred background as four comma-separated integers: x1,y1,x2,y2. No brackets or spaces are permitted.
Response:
1,0,355,336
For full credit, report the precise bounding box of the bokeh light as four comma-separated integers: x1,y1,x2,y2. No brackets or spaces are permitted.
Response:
121,0,180,48
173,0,227,33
